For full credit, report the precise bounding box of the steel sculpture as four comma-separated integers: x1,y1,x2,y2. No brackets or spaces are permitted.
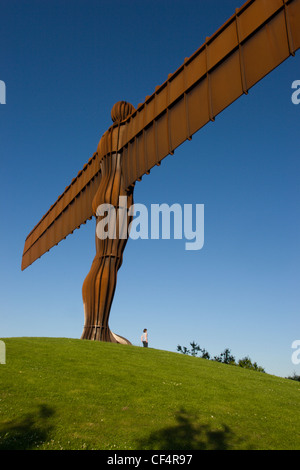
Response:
22,0,300,343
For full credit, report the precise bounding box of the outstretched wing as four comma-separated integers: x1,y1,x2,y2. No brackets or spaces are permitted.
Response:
120,0,300,190
22,0,300,270
21,153,102,270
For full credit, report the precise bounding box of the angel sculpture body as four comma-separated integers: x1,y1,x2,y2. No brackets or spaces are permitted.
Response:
81,102,135,343
21,0,300,344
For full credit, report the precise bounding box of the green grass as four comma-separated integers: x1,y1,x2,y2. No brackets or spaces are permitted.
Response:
0,337,299,450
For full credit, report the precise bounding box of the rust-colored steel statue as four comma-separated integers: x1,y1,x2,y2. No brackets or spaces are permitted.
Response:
22,0,300,343
81,102,135,343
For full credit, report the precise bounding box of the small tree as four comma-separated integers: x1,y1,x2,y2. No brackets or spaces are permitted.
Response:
190,341,201,357
286,372,300,382
200,348,211,360
238,356,265,373
177,345,190,355
214,348,236,365
177,342,209,359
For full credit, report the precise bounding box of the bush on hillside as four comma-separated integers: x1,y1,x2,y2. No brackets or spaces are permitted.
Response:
286,372,300,382
238,356,265,373
177,342,265,373
214,348,236,365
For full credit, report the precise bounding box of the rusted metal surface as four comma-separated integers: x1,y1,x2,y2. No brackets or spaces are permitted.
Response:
81,104,135,343
21,0,300,342
121,0,300,189
21,153,102,270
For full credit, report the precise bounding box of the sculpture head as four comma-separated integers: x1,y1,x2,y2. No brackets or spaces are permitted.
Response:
111,101,136,123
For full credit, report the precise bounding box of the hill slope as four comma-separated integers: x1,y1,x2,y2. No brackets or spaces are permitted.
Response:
0,337,299,450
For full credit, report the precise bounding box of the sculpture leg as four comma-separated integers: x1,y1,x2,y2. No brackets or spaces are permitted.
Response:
81,253,131,343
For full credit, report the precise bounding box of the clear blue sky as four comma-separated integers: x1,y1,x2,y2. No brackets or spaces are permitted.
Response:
1,0,299,378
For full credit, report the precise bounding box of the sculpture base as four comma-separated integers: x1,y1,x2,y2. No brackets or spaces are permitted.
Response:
81,325,131,345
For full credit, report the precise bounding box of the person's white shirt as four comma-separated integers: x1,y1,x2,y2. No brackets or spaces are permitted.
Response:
141,331,148,342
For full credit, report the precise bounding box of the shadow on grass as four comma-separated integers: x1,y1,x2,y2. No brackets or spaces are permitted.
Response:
136,408,241,450
0,404,55,450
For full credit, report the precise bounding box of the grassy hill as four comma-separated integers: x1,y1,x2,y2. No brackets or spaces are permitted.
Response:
0,337,299,450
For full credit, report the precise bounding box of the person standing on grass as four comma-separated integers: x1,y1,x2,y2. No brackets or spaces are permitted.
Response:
141,329,148,347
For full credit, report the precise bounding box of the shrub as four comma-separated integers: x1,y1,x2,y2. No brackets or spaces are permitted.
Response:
177,343,265,373
177,342,211,360
286,372,300,382
238,356,265,373
214,348,236,365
